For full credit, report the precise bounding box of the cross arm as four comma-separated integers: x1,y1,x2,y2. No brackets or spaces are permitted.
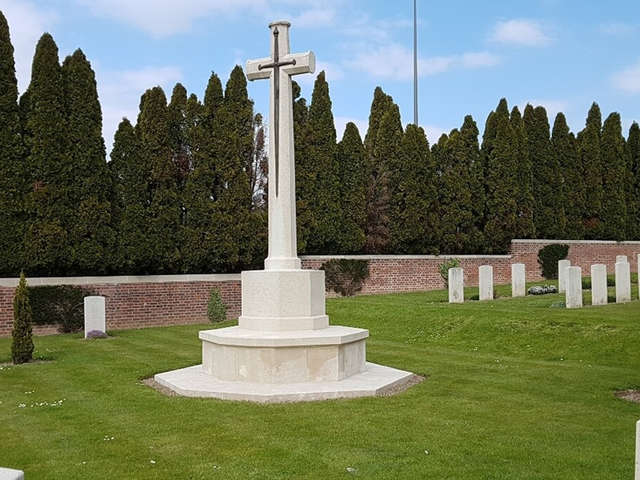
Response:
246,57,271,81
282,51,315,76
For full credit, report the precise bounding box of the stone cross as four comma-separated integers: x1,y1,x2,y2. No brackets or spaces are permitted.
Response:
246,21,315,271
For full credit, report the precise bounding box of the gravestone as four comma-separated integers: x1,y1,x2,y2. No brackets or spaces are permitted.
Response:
616,255,628,264
84,296,106,338
479,265,493,301
638,255,640,300
616,261,631,304
558,259,571,293
448,267,464,303
511,263,526,297
590,264,608,306
565,266,582,309
636,420,639,480
0,467,24,480
154,20,414,402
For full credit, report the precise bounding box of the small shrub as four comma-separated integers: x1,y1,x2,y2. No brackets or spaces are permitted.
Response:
439,258,460,288
322,259,370,297
12,272,34,364
537,244,569,279
207,288,227,323
29,285,94,333
582,276,616,289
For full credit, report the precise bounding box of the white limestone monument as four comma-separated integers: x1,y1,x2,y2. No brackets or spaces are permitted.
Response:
84,296,106,338
155,21,413,402
636,419,640,480
615,260,631,304
479,265,493,301
590,264,608,306
558,259,570,293
565,266,582,309
448,267,464,303
511,263,526,297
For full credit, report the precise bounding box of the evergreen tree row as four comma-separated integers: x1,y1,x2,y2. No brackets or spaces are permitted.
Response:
1,12,639,278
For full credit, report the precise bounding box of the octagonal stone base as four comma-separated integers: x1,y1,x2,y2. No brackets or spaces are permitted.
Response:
154,362,415,403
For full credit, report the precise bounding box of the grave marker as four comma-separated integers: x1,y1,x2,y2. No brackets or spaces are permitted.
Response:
590,264,608,306
511,263,526,297
566,266,582,309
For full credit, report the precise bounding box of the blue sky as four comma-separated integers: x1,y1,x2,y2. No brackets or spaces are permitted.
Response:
1,0,639,152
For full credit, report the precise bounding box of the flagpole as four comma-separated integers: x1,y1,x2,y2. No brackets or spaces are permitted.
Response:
413,0,418,125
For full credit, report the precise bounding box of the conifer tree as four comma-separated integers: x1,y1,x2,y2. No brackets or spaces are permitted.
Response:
168,83,190,190
0,11,25,275
552,113,584,239
62,49,114,274
625,122,640,239
304,71,342,253
22,33,70,275
600,112,627,240
182,74,222,272
336,122,367,253
510,107,535,239
526,106,566,238
363,87,395,253
137,86,180,272
460,115,485,252
484,101,518,252
577,103,604,238
11,272,33,364
109,118,150,273
390,124,439,253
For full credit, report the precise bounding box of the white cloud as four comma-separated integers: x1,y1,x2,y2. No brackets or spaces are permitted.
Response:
611,60,640,94
290,8,336,28
334,116,367,140
97,66,183,153
352,44,500,81
600,22,637,36
519,99,570,122
0,0,58,92
490,19,552,47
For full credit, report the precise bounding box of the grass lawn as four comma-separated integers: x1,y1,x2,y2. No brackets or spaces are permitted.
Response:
1,281,639,479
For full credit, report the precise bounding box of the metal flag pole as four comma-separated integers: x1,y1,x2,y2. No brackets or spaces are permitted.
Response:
413,0,418,126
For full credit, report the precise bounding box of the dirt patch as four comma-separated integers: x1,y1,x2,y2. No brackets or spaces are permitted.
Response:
615,390,640,403
377,374,426,397
143,377,179,397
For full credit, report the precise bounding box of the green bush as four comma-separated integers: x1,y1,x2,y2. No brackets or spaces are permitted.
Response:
12,273,34,364
207,288,227,323
582,275,616,289
28,285,94,333
537,244,569,279
439,258,460,288
321,259,370,297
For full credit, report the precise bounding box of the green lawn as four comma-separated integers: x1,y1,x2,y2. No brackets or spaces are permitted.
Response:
1,282,639,479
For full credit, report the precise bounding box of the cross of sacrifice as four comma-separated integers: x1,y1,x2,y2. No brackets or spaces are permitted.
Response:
246,21,315,271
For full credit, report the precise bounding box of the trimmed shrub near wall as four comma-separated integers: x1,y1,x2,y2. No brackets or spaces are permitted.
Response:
322,259,370,296
537,244,569,279
207,288,227,323
28,285,95,333
12,273,34,364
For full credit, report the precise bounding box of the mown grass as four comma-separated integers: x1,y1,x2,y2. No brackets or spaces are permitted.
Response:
1,281,639,479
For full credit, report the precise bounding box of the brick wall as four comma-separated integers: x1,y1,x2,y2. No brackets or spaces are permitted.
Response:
1,240,637,337
0,275,240,337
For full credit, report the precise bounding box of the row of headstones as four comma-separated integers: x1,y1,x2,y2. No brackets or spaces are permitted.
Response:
448,264,526,303
560,255,638,309
448,255,638,305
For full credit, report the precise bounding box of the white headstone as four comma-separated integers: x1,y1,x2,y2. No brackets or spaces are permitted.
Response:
84,296,106,337
558,259,571,293
511,263,526,297
615,261,631,304
0,467,24,480
590,264,608,306
479,265,493,301
636,420,640,480
565,266,582,309
448,267,464,304
638,255,640,301
616,255,628,264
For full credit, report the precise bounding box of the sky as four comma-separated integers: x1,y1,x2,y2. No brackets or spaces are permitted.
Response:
1,0,639,153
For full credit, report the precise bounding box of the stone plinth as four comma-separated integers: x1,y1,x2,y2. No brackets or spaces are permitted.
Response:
479,265,493,301
590,264,608,306
0,468,24,480
200,326,367,383
84,296,106,338
558,259,571,293
511,263,526,297
616,261,631,304
448,267,464,303
566,266,582,309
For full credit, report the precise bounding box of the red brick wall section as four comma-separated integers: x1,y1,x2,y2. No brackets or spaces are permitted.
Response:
0,279,240,338
0,240,637,337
